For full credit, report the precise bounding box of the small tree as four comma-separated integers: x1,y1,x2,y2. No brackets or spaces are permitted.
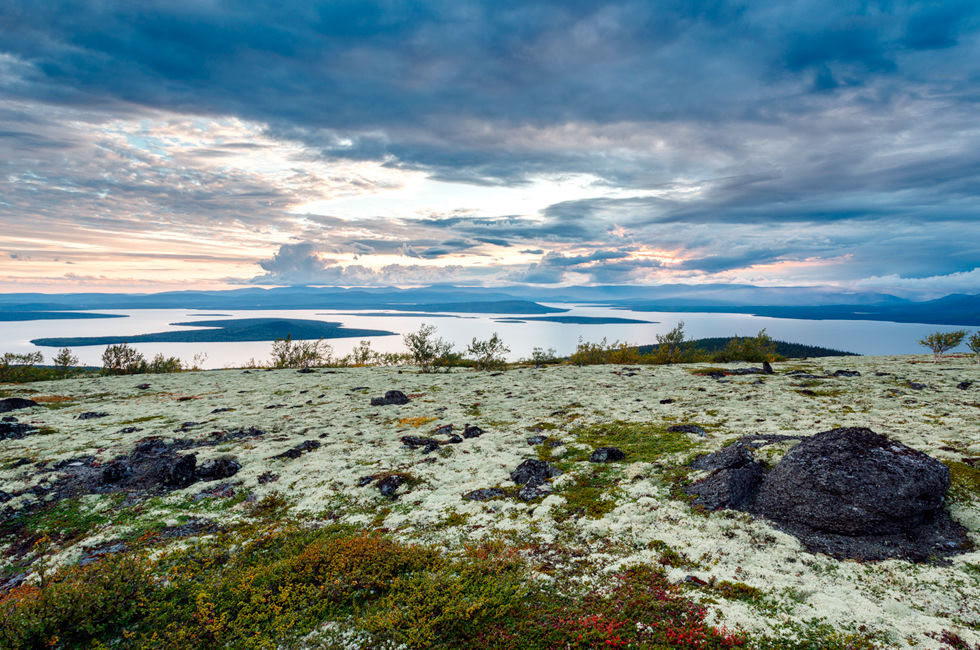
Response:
529,346,558,368
0,351,44,382
146,353,183,373
655,322,686,363
271,335,331,368
467,332,510,371
102,343,145,375
53,347,79,376
403,324,455,373
918,330,966,362
964,331,980,364
344,340,376,367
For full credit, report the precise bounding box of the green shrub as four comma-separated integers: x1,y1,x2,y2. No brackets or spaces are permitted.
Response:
966,331,980,364
919,330,967,362
467,333,509,371
101,343,145,374
404,324,456,372
712,329,780,363
270,335,332,368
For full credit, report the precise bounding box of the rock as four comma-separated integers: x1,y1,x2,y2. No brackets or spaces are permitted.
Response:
257,472,279,484
446,434,463,444
763,360,774,374
905,382,927,390
77,411,109,420
378,475,403,498
0,490,11,503
0,397,38,413
117,427,141,434
400,435,440,450
518,484,550,501
272,440,321,459
659,398,674,404
432,424,453,436
163,454,197,488
686,463,764,510
526,435,547,445
833,370,860,377
79,542,129,567
0,421,37,440
754,428,950,537
357,475,375,487
197,458,241,481
957,381,973,390
133,438,169,457
210,407,234,414
689,443,754,471
510,459,560,485
1,415,15,422
463,487,508,501
463,424,484,438
176,422,200,431
667,424,707,437
136,383,151,390
101,461,132,484
371,390,410,406
589,447,626,463
297,368,315,373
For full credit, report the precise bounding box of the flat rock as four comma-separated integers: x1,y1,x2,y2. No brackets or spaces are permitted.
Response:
0,398,38,413
197,458,241,481
667,424,707,437
589,447,625,463
463,487,507,501
77,411,109,420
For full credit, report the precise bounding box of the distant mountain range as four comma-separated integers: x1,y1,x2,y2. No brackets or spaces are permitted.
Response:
1,285,979,326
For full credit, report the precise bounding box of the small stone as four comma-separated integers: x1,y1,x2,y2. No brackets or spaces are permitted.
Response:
589,447,626,463
136,383,151,390
378,475,403,498
667,424,707,437
77,411,109,420
526,435,547,445
463,424,484,438
957,381,973,390
833,370,860,377
463,487,507,501
357,475,375,487
659,398,674,404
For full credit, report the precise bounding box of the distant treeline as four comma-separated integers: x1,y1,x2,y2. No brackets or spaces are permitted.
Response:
636,337,856,359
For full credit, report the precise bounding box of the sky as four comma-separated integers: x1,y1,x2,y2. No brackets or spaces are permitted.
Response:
1,1,979,296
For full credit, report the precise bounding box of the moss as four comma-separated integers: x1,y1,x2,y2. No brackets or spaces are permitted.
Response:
569,420,697,463
946,461,980,503
713,580,762,602
552,465,622,521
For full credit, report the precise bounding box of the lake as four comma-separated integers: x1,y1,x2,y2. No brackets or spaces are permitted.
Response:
1,303,970,369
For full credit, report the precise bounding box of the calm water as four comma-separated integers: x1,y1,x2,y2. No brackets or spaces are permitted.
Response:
1,304,969,369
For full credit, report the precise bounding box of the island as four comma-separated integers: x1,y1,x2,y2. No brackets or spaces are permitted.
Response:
29,318,395,347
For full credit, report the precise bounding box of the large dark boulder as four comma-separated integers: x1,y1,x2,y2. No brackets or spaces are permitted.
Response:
589,447,625,463
371,390,410,406
754,428,950,537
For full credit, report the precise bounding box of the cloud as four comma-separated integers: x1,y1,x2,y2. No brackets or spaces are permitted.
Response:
2,2,980,292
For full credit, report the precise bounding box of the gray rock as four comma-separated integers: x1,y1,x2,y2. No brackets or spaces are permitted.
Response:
463,487,507,501
197,458,241,481
589,447,626,463
667,424,707,437
77,411,109,420
371,390,410,406
510,459,560,485
462,424,484,438
163,454,197,488
0,397,38,413
378,475,403,498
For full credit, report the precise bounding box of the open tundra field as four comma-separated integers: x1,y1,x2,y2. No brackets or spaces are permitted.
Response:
2,355,980,648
